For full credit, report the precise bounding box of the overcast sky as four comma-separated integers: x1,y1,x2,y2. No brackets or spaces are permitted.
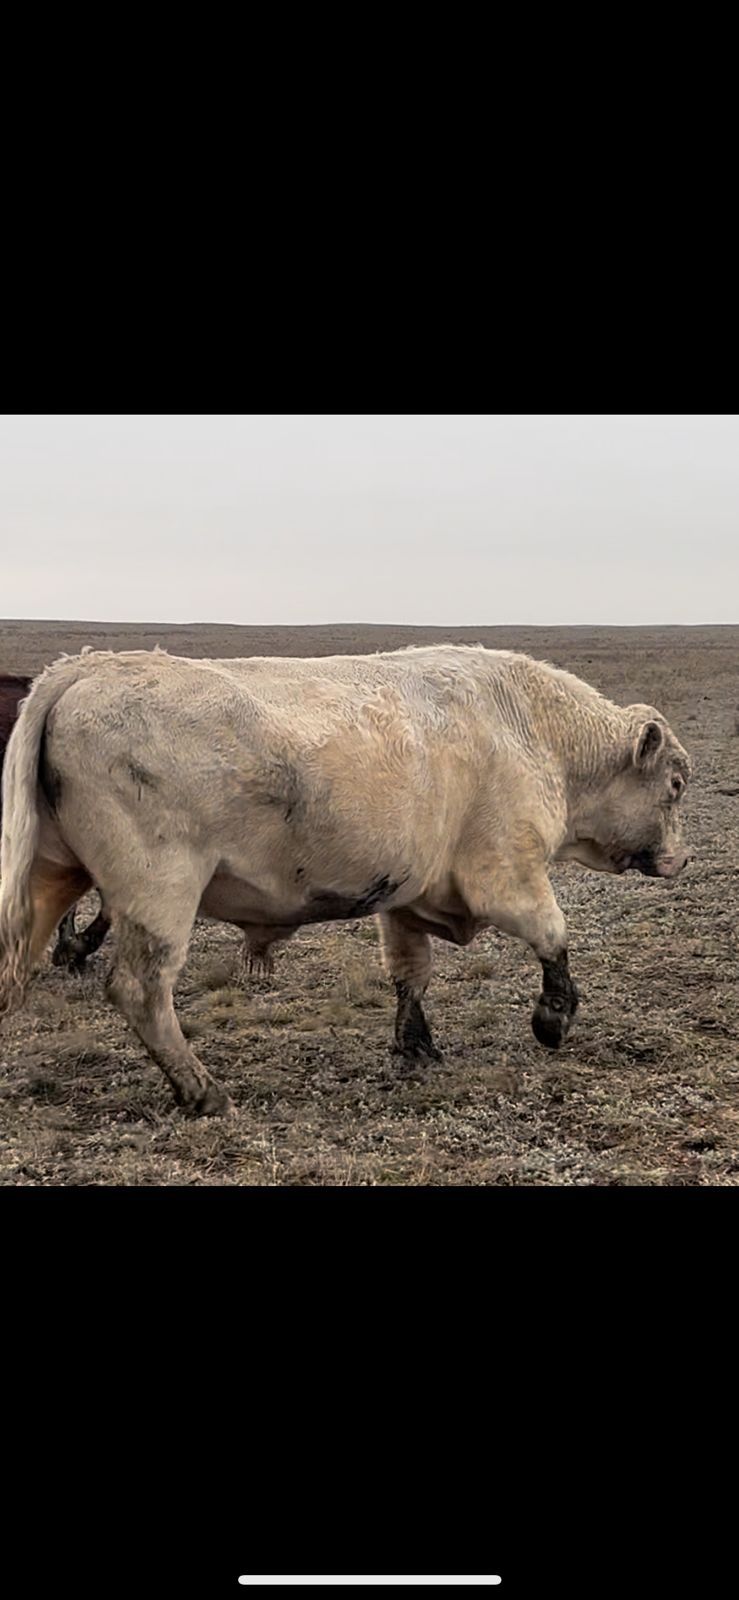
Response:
1,414,736,625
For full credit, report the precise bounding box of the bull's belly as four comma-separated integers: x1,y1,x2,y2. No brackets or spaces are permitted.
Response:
198,869,485,947
198,865,421,930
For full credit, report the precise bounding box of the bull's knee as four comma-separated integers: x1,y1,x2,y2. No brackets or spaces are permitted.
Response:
532,951,579,1050
523,905,568,963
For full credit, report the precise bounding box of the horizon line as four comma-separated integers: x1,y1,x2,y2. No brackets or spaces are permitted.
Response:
1,617,737,631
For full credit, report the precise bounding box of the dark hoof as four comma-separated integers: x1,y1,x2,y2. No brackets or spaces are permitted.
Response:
532,1001,572,1050
190,1082,235,1118
393,999,442,1066
51,944,86,972
392,1039,443,1067
247,954,274,980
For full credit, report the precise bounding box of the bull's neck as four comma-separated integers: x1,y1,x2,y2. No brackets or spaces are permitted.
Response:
480,656,631,811
527,692,629,801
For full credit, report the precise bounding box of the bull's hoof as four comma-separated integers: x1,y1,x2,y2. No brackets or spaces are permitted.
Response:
532,1001,572,1050
392,1039,444,1068
247,952,275,980
190,1081,235,1118
393,990,442,1066
51,943,87,972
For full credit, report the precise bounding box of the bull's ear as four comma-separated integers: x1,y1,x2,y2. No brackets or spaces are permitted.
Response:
634,720,665,767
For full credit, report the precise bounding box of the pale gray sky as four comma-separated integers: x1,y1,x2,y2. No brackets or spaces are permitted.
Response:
1,414,736,624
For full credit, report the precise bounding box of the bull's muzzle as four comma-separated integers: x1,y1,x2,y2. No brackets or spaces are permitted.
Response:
655,849,692,878
632,848,691,878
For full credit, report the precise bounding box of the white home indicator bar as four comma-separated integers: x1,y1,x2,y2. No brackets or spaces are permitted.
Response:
238,1581,502,1588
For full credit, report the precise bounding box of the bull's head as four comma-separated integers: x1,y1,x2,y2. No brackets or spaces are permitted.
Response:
559,706,692,879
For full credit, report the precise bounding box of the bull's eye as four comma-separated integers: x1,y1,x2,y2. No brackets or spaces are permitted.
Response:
671,775,684,799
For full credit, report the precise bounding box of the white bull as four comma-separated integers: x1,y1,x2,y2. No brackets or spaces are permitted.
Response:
0,645,691,1116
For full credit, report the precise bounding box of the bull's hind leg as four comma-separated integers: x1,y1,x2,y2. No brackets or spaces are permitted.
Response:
378,911,442,1065
106,908,233,1117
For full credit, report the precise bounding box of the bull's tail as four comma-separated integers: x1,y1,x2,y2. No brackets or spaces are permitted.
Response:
0,654,95,1016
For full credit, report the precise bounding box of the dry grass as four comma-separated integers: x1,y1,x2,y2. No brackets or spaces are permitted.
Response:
1,619,738,1186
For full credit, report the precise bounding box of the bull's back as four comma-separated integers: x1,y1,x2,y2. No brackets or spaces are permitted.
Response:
42,653,479,900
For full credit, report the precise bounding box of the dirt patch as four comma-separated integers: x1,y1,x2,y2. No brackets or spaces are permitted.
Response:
1,620,737,1185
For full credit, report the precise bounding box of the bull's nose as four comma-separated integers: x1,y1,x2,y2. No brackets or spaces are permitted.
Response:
654,851,690,878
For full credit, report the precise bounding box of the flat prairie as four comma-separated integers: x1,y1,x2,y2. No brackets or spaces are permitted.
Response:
1,619,737,1185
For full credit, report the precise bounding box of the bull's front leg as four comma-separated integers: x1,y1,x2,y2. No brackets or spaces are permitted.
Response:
377,910,443,1065
470,866,579,1051
532,948,579,1049
513,879,579,1050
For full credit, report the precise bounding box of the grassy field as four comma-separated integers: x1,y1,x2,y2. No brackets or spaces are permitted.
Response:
1,619,737,1185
